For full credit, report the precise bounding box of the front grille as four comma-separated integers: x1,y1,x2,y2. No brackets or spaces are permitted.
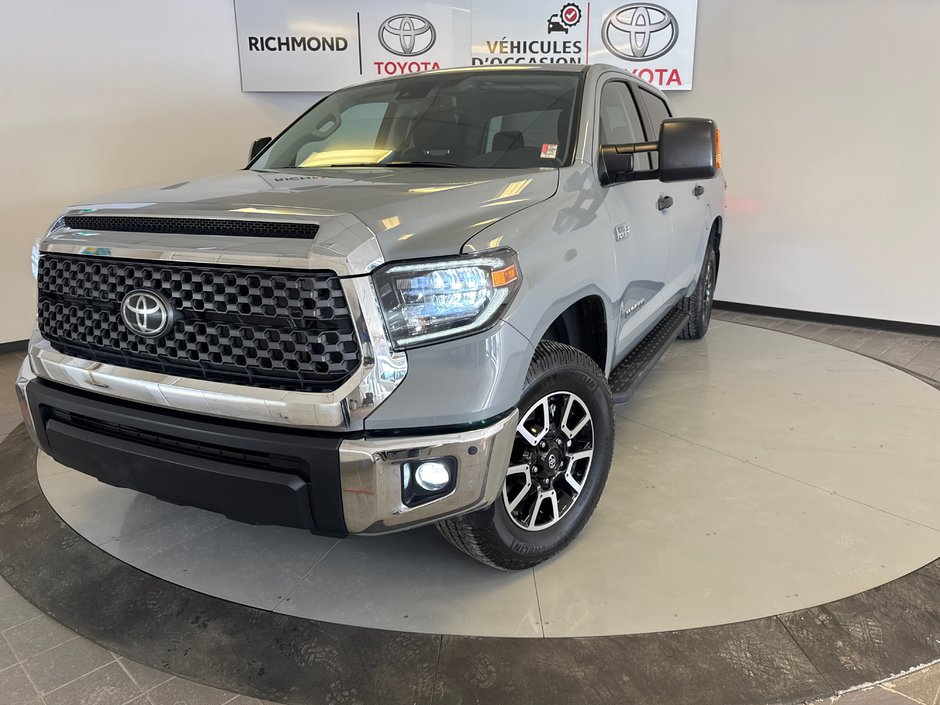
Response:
61,215,319,239
37,254,361,392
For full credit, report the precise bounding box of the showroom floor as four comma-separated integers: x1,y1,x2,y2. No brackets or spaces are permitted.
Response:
32,322,940,638
1,309,940,705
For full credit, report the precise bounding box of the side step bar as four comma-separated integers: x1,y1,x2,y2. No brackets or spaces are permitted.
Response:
609,308,690,405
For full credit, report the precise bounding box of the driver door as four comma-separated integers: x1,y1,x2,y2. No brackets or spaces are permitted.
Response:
597,79,672,360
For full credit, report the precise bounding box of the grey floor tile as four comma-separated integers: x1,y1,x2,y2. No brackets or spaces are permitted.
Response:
227,697,280,705
0,636,17,670
22,635,114,694
4,614,77,659
0,365,23,383
855,332,909,358
809,324,858,344
883,661,940,705
146,676,238,705
0,578,19,601
907,361,940,380
716,311,767,325
0,389,17,409
907,340,940,371
829,327,877,351
117,657,173,692
709,309,735,321
0,591,41,632
879,335,932,366
43,661,140,705
0,664,41,705
763,317,808,333
0,411,22,429
789,321,829,338
816,685,926,704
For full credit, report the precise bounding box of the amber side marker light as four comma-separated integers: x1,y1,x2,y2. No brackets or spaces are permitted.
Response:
491,263,519,288
715,128,722,170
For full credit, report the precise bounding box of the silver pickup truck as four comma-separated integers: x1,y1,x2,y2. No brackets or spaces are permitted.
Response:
15,64,724,569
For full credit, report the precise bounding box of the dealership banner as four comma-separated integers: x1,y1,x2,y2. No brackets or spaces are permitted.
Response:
234,0,697,92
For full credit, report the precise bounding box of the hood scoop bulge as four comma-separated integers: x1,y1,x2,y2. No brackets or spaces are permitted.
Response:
61,215,319,239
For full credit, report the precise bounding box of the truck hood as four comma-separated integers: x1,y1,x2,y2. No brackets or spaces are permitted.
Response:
71,167,559,263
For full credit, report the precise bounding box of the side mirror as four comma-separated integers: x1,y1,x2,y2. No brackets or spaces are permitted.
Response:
249,136,273,162
598,145,636,186
658,118,719,182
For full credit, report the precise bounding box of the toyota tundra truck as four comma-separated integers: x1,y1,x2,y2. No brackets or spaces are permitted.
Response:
15,64,724,569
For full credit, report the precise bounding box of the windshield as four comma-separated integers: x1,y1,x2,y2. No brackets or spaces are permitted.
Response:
251,71,582,170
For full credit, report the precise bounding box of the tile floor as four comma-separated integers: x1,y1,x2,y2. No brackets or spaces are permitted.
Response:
712,309,940,385
1,307,939,704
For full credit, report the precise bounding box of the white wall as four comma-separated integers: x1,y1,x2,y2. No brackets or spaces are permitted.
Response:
2,1,939,344
670,0,940,325
0,1,323,343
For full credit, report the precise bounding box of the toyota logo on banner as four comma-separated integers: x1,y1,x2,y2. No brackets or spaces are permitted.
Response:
378,14,436,56
602,3,679,61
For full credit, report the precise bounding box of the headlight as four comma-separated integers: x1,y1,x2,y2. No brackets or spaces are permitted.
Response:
31,239,41,279
372,249,522,350
32,217,63,280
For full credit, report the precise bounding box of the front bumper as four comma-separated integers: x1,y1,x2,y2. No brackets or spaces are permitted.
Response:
16,361,517,536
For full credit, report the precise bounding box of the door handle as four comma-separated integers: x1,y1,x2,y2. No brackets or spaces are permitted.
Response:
657,195,674,211
693,184,705,197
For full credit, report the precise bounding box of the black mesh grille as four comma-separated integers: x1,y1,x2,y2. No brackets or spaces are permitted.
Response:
61,215,319,239
37,254,360,392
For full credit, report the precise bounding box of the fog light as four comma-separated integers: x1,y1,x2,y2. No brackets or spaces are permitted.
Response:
401,457,457,507
415,461,451,492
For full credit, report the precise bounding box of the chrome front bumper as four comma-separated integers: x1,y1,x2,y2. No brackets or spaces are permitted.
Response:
339,410,518,534
18,358,518,535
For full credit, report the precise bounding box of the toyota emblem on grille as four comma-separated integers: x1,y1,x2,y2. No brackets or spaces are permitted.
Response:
378,14,436,56
602,3,679,61
121,290,173,338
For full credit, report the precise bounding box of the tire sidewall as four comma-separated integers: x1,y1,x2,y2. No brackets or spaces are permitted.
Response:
487,359,614,561
696,246,718,334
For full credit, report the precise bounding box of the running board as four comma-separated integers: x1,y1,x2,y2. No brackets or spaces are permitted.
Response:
609,308,690,405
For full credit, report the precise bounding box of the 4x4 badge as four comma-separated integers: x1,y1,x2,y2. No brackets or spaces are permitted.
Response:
614,224,630,241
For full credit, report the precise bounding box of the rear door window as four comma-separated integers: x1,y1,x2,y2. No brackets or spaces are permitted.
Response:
636,89,672,168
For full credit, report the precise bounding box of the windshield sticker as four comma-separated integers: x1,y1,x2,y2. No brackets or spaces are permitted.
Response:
540,143,558,159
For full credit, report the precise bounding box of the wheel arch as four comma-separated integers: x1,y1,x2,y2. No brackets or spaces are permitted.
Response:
711,215,723,272
532,294,609,374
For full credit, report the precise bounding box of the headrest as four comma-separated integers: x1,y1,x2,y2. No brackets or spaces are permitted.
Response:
411,116,464,150
493,131,524,152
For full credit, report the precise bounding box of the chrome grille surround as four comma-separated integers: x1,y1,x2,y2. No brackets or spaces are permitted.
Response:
28,207,406,430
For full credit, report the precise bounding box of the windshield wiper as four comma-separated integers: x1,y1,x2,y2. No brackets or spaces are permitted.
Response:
321,161,460,169
385,161,460,168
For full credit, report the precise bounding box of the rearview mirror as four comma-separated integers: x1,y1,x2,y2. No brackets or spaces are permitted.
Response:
249,136,272,162
658,118,719,182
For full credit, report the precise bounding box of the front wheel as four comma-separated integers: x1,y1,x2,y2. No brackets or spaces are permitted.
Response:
436,341,614,570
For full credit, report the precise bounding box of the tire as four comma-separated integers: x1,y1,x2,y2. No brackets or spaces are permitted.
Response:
436,341,614,570
678,235,718,340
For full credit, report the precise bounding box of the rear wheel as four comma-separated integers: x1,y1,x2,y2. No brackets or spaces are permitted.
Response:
436,341,614,570
678,236,718,340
